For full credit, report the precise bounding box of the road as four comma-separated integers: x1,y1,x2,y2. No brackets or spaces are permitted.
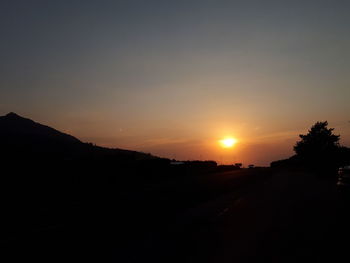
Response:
128,169,349,263
3,168,350,262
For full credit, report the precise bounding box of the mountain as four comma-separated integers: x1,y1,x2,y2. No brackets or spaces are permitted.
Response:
0,112,81,143
0,112,157,162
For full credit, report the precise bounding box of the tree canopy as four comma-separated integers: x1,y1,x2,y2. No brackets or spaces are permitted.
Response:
294,121,340,165
271,121,350,171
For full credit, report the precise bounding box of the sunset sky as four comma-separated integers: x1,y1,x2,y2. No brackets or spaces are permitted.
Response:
1,0,350,165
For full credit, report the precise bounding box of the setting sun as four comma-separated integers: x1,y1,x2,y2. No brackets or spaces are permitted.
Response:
219,137,238,148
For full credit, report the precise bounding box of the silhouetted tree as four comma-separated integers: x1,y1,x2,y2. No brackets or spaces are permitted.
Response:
294,121,340,169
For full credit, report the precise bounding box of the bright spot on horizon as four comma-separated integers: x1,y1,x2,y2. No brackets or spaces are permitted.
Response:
219,137,238,148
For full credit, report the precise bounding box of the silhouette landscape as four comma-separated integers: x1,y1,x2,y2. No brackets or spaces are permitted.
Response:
2,112,350,262
2,1,350,262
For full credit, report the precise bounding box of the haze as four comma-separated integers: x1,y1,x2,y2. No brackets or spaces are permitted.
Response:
1,0,350,165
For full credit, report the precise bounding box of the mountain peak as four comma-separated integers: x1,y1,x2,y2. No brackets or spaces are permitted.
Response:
5,112,22,119
0,112,82,146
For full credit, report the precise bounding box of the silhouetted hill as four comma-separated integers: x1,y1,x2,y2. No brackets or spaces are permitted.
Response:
0,112,157,162
0,112,81,143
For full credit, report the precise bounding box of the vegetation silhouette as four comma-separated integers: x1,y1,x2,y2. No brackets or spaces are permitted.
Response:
6,113,348,261
271,121,350,174
1,112,246,261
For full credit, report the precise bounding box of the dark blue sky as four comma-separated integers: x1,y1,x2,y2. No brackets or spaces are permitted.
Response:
1,0,350,164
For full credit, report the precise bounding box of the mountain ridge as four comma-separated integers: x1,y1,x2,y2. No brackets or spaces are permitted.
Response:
0,112,82,144
0,112,158,162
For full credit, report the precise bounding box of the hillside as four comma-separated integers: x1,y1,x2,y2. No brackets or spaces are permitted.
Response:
0,112,157,162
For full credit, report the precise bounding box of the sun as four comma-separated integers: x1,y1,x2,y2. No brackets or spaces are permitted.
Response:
219,137,238,148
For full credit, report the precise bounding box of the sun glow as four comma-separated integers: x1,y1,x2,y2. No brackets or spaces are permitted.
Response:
219,137,238,148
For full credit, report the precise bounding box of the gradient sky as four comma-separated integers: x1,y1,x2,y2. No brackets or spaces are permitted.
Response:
1,0,350,165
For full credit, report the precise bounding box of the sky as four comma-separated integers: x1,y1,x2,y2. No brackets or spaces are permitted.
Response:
1,0,350,165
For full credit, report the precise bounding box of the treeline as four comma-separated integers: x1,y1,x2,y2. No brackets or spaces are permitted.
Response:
271,121,350,174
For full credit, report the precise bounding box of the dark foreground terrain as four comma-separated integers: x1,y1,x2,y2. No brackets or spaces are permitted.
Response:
157,169,347,263
1,114,349,262
2,167,349,262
